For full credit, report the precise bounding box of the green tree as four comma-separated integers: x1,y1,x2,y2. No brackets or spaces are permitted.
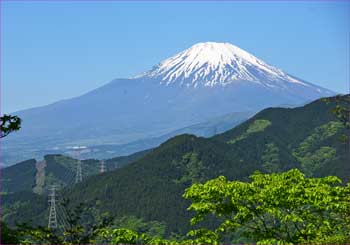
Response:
0,221,20,244
324,94,350,142
0,114,21,138
184,169,350,244
331,94,350,129
112,216,166,238
5,170,350,244
11,200,113,244
262,143,281,173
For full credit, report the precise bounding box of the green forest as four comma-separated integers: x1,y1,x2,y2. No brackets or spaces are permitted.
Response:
1,95,350,244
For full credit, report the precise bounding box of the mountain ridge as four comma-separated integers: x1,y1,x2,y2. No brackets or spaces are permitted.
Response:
136,42,333,93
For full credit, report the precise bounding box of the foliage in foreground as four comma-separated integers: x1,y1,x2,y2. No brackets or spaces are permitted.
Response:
0,114,21,138
184,169,350,244
2,169,349,244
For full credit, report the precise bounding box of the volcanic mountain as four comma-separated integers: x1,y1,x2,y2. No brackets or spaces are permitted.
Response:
3,42,334,165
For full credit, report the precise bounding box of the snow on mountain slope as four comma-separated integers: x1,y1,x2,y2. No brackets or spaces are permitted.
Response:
136,42,315,89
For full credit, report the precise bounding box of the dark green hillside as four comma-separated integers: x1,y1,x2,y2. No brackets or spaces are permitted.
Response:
214,95,350,181
62,95,349,235
2,191,47,226
1,150,153,226
106,149,152,169
67,135,231,235
1,149,151,195
44,150,151,187
1,155,90,195
3,95,349,235
1,159,36,193
214,95,340,148
44,154,101,187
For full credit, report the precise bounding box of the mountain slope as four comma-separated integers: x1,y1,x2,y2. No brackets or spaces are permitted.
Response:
3,42,333,165
1,159,37,193
4,95,347,234
1,150,150,195
64,95,350,235
138,42,323,89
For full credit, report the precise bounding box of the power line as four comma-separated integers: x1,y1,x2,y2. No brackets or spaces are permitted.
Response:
75,159,83,183
46,147,89,233
56,204,70,231
48,185,58,229
71,146,86,184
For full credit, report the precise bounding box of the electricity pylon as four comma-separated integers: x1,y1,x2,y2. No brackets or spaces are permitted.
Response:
71,146,86,183
100,160,106,173
48,185,58,229
75,159,82,183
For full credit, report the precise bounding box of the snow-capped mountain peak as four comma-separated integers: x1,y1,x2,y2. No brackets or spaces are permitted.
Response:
137,42,307,88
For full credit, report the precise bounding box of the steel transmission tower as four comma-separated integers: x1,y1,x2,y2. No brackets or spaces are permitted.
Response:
75,159,83,183
72,146,86,183
48,185,58,229
100,160,106,173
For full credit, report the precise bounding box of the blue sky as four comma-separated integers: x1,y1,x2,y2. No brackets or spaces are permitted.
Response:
1,1,349,113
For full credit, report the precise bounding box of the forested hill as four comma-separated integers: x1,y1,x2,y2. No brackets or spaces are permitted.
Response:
2,95,349,235
63,95,349,235
1,149,151,194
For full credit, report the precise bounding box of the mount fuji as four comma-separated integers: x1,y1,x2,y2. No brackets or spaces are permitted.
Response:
3,42,334,165
138,42,313,88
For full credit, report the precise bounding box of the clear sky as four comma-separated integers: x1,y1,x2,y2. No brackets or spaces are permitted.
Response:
1,1,349,113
